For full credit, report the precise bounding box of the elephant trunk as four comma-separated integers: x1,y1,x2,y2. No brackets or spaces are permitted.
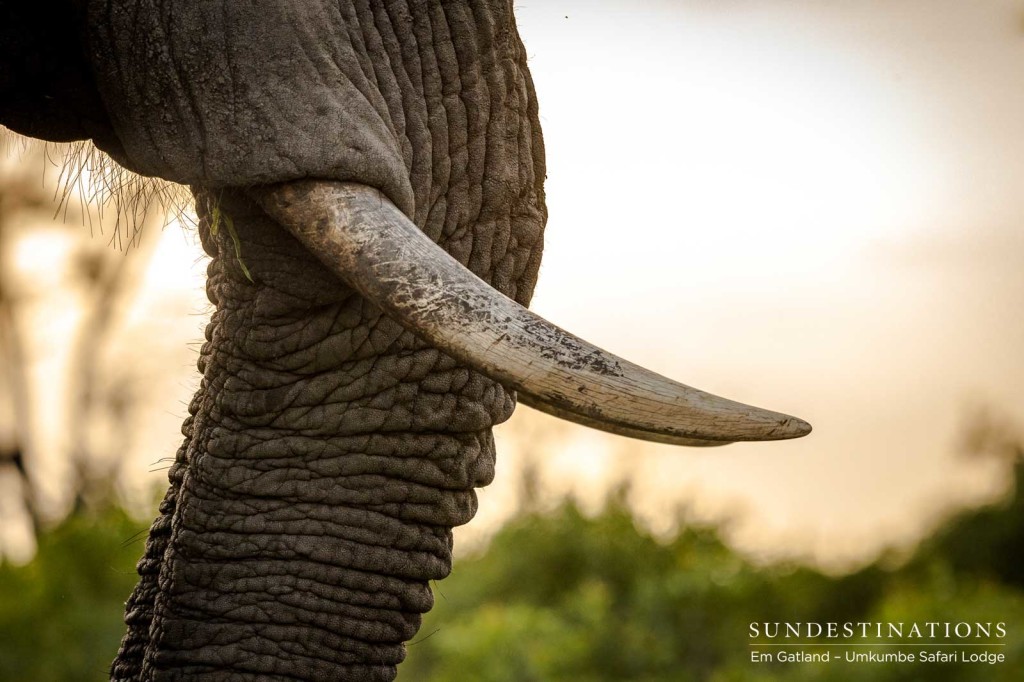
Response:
112,190,505,681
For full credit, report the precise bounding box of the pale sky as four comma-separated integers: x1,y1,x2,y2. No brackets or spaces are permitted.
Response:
475,0,1024,568
3,1,1024,568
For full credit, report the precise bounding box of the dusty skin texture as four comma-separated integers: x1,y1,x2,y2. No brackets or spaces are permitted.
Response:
84,2,547,680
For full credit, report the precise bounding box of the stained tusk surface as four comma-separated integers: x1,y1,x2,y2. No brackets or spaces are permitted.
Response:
253,181,811,446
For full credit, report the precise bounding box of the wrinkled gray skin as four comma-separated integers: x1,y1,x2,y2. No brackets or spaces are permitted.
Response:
3,1,544,679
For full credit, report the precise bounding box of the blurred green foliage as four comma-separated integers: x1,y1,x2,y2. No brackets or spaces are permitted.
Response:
400,449,1024,681
1,446,1022,681
0,507,145,681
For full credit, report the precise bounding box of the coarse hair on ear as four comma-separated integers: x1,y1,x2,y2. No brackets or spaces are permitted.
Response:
1,127,192,249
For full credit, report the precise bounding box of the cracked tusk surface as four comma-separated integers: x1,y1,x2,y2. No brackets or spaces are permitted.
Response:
253,181,812,447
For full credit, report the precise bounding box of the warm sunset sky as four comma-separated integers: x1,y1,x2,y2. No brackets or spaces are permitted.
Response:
481,0,1024,568
3,1,1023,567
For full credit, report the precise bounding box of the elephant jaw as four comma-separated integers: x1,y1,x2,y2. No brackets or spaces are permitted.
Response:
252,181,811,447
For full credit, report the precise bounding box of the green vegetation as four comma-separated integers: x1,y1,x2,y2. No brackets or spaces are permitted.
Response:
2,447,1022,681
398,449,1024,681
0,507,145,681
210,201,253,282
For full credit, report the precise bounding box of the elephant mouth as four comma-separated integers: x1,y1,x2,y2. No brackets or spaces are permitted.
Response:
252,181,811,447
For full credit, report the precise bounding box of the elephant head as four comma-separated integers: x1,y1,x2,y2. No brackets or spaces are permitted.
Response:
2,2,809,680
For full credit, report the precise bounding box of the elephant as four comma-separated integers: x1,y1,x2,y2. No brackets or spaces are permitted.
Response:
2,2,810,680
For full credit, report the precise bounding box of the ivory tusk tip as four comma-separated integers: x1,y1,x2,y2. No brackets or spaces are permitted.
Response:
779,415,812,439
715,405,812,443
743,410,811,441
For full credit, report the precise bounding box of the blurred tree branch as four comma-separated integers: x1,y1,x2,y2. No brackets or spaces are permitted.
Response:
0,144,163,542
0,155,53,535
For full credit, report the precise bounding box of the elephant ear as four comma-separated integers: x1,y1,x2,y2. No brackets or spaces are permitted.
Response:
254,181,811,447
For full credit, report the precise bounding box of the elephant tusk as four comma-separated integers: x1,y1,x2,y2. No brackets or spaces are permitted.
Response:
252,181,812,446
